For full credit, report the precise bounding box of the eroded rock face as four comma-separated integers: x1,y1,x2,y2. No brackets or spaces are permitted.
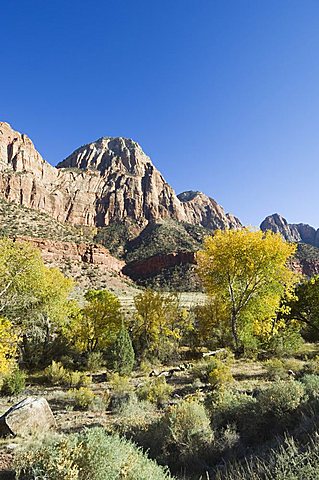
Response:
178,191,242,230
0,122,241,232
260,213,319,247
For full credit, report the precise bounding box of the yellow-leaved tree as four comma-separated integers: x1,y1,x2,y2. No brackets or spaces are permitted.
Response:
69,289,123,353
0,317,18,374
197,229,298,352
133,289,181,361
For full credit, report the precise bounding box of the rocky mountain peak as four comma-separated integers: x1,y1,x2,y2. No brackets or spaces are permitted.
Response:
260,213,319,247
0,121,241,231
57,136,151,176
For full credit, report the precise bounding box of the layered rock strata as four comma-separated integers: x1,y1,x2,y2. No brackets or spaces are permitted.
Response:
0,122,241,231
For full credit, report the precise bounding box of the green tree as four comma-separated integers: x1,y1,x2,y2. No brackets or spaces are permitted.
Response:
197,229,298,352
110,326,135,375
70,290,123,353
285,275,319,340
133,289,181,361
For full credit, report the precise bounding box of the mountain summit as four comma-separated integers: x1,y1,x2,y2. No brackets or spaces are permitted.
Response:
0,122,241,231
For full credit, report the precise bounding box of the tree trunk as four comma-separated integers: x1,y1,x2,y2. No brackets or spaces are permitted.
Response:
231,312,239,352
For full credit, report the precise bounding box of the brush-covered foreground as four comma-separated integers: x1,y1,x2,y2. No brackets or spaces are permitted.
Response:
2,344,319,479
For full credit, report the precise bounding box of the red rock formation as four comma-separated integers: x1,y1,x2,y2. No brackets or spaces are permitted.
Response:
0,122,241,232
122,251,196,280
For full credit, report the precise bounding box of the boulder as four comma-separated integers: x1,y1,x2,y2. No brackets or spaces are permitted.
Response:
0,397,56,437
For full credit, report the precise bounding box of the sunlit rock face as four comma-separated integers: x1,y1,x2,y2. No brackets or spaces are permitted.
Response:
0,122,241,231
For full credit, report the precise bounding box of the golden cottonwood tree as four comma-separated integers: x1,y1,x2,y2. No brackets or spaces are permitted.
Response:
197,229,298,351
69,290,123,353
133,289,181,360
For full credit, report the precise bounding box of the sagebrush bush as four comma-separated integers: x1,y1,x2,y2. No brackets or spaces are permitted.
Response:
258,380,305,416
1,369,26,396
44,361,66,385
215,434,319,480
14,428,173,480
161,399,213,464
264,358,287,380
300,374,319,401
137,377,173,407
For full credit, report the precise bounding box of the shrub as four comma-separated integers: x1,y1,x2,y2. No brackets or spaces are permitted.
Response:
258,380,305,416
86,351,104,372
109,327,135,375
137,377,173,407
1,369,26,396
44,361,66,385
112,394,158,436
206,388,257,431
109,373,134,411
264,358,287,380
67,387,95,410
66,370,91,388
44,361,91,387
303,356,319,375
14,428,173,480
300,374,319,401
192,353,233,389
161,399,213,463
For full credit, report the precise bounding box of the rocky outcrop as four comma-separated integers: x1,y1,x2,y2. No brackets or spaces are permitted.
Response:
17,236,125,272
260,213,319,247
123,251,196,280
178,191,242,230
0,122,241,232
0,397,56,437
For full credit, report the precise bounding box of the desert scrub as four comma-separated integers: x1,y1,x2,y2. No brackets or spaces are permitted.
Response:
160,399,213,467
67,387,96,410
258,380,305,416
300,374,319,401
192,351,234,389
15,428,173,480
1,369,26,396
44,361,90,387
215,434,319,480
109,372,134,411
137,377,173,407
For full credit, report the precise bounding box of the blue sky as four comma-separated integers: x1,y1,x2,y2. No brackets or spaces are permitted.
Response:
2,0,319,227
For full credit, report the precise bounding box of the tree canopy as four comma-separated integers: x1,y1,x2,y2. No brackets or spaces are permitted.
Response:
197,229,298,352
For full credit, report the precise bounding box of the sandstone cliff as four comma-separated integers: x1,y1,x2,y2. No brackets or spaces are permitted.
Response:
0,122,241,232
260,213,319,247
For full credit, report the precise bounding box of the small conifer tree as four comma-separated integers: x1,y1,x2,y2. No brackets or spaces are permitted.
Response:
110,326,135,375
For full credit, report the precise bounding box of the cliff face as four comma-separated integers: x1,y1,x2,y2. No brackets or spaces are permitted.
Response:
260,213,319,247
0,122,241,231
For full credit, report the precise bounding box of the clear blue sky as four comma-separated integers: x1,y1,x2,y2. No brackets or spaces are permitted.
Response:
2,0,319,227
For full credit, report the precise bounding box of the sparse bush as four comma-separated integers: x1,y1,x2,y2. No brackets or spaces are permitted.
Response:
67,387,95,410
1,369,26,396
303,355,319,375
66,370,91,388
192,352,234,389
15,428,173,480
44,361,90,387
137,377,173,407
